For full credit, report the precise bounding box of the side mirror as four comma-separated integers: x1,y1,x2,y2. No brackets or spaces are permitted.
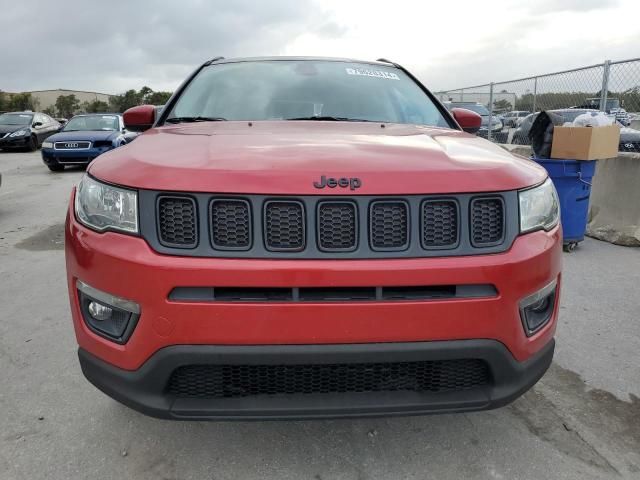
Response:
123,104,156,132
33,121,43,128
451,108,482,134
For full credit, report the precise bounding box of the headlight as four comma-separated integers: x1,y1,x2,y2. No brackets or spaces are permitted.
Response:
75,175,138,234
519,178,560,233
42,141,53,148
10,129,28,137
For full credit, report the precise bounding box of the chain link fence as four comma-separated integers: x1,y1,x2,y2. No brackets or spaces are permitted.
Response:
434,57,640,152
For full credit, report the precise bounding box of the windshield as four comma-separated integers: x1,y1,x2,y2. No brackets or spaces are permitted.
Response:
606,99,621,110
63,115,119,131
165,60,450,127
0,113,33,125
554,110,584,122
585,98,621,110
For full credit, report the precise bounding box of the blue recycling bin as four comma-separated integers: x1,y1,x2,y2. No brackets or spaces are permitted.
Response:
532,158,596,251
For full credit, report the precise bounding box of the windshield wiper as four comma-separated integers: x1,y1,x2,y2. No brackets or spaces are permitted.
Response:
285,116,377,122
165,116,227,124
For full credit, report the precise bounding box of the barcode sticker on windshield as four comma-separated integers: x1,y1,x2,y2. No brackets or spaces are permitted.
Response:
345,68,400,80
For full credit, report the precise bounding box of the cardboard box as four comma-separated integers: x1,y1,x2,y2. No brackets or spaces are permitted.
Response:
551,124,620,160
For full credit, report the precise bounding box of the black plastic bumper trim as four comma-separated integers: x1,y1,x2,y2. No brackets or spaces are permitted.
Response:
168,284,497,303
78,339,554,420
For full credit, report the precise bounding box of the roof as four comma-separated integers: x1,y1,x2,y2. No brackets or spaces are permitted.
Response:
71,113,121,117
206,56,396,67
25,88,114,96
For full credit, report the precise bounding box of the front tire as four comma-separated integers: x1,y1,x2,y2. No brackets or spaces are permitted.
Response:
27,135,38,152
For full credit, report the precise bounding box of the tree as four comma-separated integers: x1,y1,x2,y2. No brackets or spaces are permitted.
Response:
139,86,172,105
0,90,7,111
493,99,512,112
108,87,173,112
139,86,153,100
42,106,56,117
81,100,110,113
55,94,80,118
145,91,172,105
109,89,142,113
8,92,39,111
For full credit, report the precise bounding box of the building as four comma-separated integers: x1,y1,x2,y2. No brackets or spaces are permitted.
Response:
25,89,113,110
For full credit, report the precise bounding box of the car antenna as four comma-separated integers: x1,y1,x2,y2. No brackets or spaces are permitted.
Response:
206,56,225,65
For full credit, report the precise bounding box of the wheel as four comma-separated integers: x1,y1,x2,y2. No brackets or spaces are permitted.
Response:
563,242,577,253
27,135,38,152
47,164,65,172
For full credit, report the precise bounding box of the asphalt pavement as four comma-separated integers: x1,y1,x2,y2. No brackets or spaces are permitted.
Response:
0,150,638,480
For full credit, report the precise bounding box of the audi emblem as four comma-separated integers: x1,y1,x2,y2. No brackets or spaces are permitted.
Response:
65,142,79,148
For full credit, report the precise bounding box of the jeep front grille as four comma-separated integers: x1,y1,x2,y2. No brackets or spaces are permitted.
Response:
141,192,514,258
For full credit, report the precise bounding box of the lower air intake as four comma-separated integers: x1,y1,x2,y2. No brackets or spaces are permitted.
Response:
166,359,490,398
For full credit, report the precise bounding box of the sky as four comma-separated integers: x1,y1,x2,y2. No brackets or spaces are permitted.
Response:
1,0,639,95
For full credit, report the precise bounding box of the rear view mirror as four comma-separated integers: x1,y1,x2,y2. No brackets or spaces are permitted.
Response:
33,121,43,127
451,108,482,134
123,105,156,132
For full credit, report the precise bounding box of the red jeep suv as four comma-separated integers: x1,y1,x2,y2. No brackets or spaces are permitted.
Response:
65,57,561,420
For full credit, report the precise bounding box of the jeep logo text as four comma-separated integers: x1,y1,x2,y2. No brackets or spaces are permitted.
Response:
313,175,361,190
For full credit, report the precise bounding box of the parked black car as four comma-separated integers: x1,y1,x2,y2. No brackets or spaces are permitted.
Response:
512,109,640,152
0,111,61,151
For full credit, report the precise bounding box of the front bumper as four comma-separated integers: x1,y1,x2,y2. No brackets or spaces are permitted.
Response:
66,191,562,418
0,134,30,149
79,338,555,420
42,147,111,165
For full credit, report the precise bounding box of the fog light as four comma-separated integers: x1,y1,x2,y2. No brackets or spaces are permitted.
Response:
88,301,113,321
519,280,557,336
77,280,140,344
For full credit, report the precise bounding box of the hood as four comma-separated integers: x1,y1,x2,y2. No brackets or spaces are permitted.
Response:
89,121,546,195
48,130,118,143
0,124,30,135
